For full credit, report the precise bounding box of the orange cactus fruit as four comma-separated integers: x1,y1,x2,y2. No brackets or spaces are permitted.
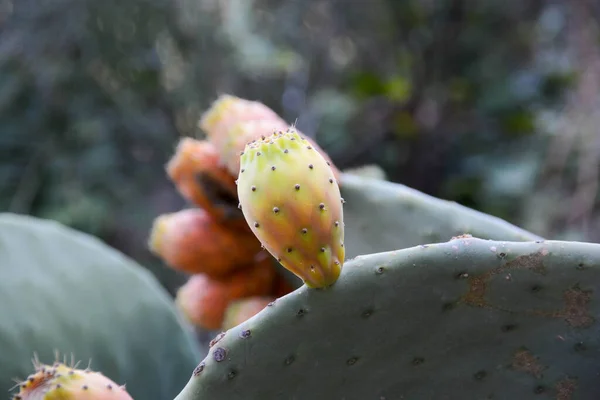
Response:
166,137,241,221
198,94,340,180
148,208,262,278
220,118,289,175
199,94,283,155
222,296,274,330
13,360,133,400
175,256,276,330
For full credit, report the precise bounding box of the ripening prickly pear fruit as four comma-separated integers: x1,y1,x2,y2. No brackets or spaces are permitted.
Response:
166,138,240,222
13,361,133,400
222,297,274,330
198,94,341,180
199,95,283,154
220,119,289,175
222,119,341,180
237,128,345,289
175,274,228,330
175,255,276,330
148,208,262,278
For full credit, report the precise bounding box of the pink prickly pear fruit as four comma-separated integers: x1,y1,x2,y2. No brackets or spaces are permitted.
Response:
148,208,263,278
199,94,282,153
198,94,341,180
175,256,276,330
13,360,133,400
220,119,289,175
237,128,345,289
223,119,341,181
166,137,241,222
222,296,274,330
175,274,229,331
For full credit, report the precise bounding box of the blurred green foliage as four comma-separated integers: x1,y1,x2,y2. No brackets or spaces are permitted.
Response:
1,0,597,291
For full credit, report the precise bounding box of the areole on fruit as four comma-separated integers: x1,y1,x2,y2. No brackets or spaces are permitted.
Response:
237,128,345,289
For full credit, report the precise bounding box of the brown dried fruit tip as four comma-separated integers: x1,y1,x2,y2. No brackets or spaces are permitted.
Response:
166,137,241,222
175,257,276,331
222,297,274,330
198,94,340,181
148,208,263,278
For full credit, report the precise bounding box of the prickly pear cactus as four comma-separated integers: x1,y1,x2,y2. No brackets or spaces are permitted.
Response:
175,236,600,399
237,129,345,288
0,213,202,400
340,172,542,258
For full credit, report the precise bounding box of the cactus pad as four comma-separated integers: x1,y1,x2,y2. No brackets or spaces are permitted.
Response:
0,213,202,400
237,129,345,288
175,237,600,399
340,172,542,258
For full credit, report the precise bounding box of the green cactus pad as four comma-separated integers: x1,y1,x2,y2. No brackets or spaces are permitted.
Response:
341,172,542,258
0,213,202,400
175,236,600,399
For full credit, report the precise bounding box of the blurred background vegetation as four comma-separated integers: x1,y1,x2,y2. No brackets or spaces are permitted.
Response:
2,0,599,293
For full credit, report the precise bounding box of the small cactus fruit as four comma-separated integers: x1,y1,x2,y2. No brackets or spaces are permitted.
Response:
199,95,283,156
222,296,274,330
148,208,262,278
219,119,289,175
175,255,276,330
166,138,240,221
237,128,345,288
199,94,340,179
12,360,133,400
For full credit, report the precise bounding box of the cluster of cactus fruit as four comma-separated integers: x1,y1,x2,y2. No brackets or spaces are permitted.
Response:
149,95,342,331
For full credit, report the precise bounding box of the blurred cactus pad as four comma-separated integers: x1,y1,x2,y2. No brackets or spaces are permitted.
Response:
339,172,542,259
176,236,600,399
0,213,202,400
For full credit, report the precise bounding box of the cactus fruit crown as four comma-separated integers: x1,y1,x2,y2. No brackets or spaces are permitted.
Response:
237,128,345,289
11,354,133,400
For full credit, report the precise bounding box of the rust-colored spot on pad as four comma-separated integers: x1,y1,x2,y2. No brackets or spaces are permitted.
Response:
511,348,545,378
555,377,577,400
459,250,595,328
